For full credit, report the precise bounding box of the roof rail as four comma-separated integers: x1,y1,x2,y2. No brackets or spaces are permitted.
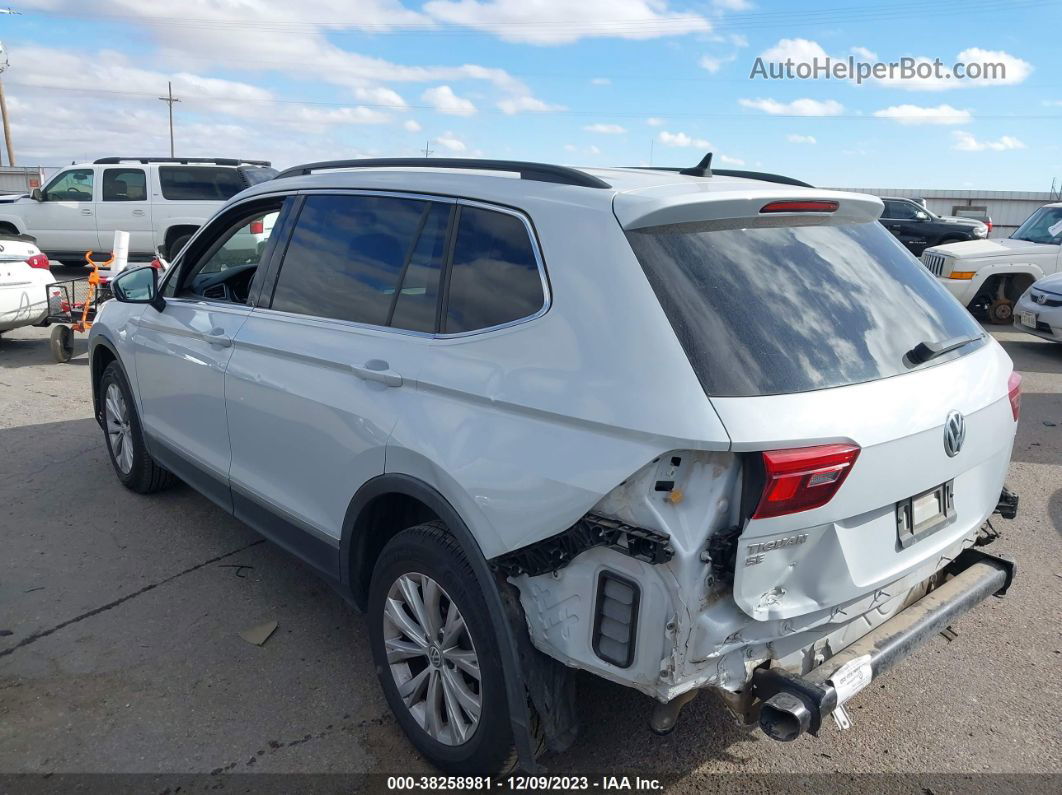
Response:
93,157,272,167
274,158,611,189
628,165,813,189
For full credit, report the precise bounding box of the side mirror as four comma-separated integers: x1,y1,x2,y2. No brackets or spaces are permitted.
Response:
30,188,42,201
112,265,165,311
915,211,929,221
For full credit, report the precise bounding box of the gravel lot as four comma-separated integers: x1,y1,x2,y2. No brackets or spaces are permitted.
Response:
1,265,1060,789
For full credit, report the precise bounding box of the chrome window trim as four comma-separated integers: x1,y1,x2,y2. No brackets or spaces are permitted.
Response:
251,191,551,340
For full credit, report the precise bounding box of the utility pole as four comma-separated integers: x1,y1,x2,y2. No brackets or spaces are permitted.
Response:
0,39,14,166
422,140,433,157
158,81,180,157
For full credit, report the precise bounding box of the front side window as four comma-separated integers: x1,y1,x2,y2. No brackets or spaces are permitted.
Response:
158,167,246,201
626,219,984,397
42,169,94,202
1011,207,1062,244
102,168,147,202
443,206,544,333
271,194,440,327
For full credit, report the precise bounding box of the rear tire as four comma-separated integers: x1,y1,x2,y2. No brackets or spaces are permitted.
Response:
368,523,520,776
166,233,192,260
99,361,176,493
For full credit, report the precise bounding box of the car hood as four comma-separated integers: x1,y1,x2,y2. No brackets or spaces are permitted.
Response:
926,237,1056,259
1033,271,1062,294
937,215,984,227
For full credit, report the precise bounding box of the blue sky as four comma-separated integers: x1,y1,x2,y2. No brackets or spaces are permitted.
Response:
1,0,1058,190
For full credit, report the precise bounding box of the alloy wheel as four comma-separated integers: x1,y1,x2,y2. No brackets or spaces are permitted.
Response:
383,572,482,746
104,382,134,474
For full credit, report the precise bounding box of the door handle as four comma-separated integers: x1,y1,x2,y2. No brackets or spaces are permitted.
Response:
80,209,92,216
351,359,403,387
132,209,145,216
206,328,233,348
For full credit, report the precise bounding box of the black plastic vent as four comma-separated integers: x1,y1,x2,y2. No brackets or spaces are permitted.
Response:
592,571,640,668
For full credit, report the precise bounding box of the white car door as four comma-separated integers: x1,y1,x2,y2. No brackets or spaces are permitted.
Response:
24,167,100,256
130,198,286,509
224,192,448,552
96,166,154,255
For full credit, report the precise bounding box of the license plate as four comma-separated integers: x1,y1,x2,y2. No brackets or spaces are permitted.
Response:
896,481,954,549
1021,311,1037,328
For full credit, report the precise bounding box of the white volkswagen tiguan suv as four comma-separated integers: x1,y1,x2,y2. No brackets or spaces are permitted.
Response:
89,157,1020,775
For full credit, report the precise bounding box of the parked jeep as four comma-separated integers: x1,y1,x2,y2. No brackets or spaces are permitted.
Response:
91,156,1019,774
0,157,276,264
921,202,1062,323
878,197,987,256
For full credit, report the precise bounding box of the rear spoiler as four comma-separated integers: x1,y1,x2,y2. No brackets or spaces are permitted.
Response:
614,188,884,231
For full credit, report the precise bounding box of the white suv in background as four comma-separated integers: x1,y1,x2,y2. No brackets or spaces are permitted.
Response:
90,157,1020,775
0,157,277,263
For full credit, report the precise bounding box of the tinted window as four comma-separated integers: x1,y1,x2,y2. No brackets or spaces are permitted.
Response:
626,220,984,397
159,167,245,201
102,168,147,201
239,166,279,186
271,194,430,326
389,203,451,332
444,206,543,333
42,169,93,201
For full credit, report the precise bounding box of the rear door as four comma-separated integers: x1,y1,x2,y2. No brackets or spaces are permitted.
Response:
625,211,1017,622
96,166,153,256
224,191,451,553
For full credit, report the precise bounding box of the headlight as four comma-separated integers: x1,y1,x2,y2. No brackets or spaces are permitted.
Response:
973,226,988,237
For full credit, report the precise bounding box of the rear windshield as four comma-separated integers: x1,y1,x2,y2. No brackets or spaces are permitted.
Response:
626,219,984,397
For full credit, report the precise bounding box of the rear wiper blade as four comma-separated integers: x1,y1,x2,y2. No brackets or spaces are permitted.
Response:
904,333,984,366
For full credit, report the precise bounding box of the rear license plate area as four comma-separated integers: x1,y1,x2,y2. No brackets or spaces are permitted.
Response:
896,481,954,549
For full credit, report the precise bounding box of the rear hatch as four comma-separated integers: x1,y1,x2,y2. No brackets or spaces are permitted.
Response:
620,185,1018,621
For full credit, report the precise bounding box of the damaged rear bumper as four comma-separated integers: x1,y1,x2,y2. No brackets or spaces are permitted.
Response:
751,546,1016,741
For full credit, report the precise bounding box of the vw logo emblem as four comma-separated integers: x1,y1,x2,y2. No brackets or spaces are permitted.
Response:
428,645,443,668
1034,292,1047,305
943,410,966,457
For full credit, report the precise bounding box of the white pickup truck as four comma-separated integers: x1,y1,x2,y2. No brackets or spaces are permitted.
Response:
921,202,1062,323
0,157,276,263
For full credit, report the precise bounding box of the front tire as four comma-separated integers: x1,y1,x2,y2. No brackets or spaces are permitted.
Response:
100,361,176,493
167,233,192,260
368,523,518,776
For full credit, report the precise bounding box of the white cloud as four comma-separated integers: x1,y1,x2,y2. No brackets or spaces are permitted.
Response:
588,145,601,155
952,131,1025,152
563,143,577,152
873,103,971,125
646,117,665,127
850,46,877,60
422,0,711,45
699,53,735,73
497,95,564,114
718,154,745,165
786,134,817,144
354,86,408,108
713,0,753,10
659,130,711,148
421,85,477,116
878,48,1032,91
436,131,468,152
590,77,611,86
403,119,423,132
729,34,749,48
760,37,830,64
584,123,627,134
739,97,844,116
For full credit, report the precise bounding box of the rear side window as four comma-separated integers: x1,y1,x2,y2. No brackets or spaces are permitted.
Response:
102,168,147,201
626,220,984,397
444,206,543,333
158,167,245,201
389,203,451,333
271,194,443,327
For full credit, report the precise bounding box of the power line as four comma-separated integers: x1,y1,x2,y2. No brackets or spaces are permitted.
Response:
7,82,1061,122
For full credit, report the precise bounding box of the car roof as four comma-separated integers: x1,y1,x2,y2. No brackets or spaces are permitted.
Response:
238,164,884,230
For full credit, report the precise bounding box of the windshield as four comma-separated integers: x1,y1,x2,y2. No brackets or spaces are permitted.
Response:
1011,207,1062,245
626,219,984,397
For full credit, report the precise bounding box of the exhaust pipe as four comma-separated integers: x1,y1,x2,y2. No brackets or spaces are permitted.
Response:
751,549,1013,741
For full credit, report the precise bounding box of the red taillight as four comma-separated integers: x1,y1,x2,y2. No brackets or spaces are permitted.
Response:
760,200,839,214
753,443,860,519
248,219,265,235
986,221,993,234
1008,371,1022,422
25,253,50,270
